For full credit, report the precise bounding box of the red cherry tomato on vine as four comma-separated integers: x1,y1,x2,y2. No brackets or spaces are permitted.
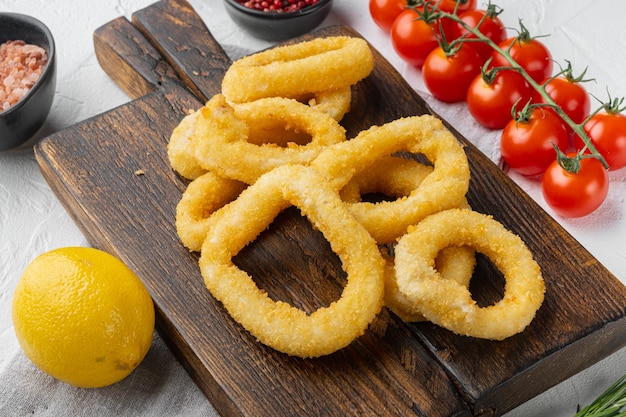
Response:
391,8,439,68
422,44,482,103
425,0,476,42
543,77,590,125
575,112,626,170
542,154,609,218
466,70,533,129
437,17,463,42
491,37,553,83
458,8,507,62
369,0,407,33
542,76,591,137
425,0,476,13
500,109,569,176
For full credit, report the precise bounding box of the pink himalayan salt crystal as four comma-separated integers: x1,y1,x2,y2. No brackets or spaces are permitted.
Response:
0,40,48,112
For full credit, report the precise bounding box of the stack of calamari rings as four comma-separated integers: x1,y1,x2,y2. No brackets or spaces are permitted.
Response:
168,36,545,358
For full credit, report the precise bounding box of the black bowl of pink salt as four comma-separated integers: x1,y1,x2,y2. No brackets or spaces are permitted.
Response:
223,0,333,42
0,13,56,151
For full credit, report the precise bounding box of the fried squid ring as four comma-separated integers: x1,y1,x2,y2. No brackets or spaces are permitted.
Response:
311,115,471,244
221,36,374,104
307,87,352,122
383,245,476,322
167,109,206,180
339,155,434,203
339,154,476,321
394,208,545,340
198,164,385,358
167,88,350,180
234,88,350,148
241,88,352,147
193,94,346,184
175,171,247,252
283,86,353,123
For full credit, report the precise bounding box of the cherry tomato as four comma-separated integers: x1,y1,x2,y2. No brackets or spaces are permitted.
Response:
576,112,626,170
369,0,407,33
425,0,476,42
491,37,553,83
426,0,476,13
391,8,439,68
422,44,482,103
458,8,507,62
542,154,609,218
436,17,463,43
466,70,533,129
543,77,590,124
500,109,569,176
542,76,591,138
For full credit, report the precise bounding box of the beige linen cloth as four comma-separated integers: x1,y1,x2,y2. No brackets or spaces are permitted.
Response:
0,332,218,416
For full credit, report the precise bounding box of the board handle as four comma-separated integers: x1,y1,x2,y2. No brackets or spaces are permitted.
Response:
132,0,231,102
93,16,181,100
93,0,229,103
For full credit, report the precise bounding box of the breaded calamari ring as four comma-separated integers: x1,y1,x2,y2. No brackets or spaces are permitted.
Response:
382,245,476,322
175,171,247,252
394,208,545,340
221,36,373,103
311,115,471,244
166,87,350,179
193,94,346,184
338,154,476,321
306,87,352,122
339,155,435,202
167,109,206,180
198,164,385,358
240,87,353,146
277,86,353,122
233,88,350,147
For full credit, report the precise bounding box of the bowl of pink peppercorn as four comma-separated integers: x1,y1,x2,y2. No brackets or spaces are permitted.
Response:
223,0,333,42
0,13,56,151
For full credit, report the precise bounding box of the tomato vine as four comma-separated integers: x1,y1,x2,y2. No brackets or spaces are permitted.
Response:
419,2,609,169
369,0,626,217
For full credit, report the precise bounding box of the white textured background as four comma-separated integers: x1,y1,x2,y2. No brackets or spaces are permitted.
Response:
1,0,625,416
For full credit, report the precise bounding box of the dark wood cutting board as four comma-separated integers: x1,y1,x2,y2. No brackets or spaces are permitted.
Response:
34,0,626,415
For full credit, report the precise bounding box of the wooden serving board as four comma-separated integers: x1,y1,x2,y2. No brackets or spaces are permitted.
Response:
34,0,626,415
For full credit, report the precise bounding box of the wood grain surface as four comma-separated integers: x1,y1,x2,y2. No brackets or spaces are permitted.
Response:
34,0,626,416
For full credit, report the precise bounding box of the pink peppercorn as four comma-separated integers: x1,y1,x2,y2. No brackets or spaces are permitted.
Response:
237,0,320,13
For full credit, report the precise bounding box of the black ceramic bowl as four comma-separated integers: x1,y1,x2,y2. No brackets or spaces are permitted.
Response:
0,13,56,151
223,0,333,42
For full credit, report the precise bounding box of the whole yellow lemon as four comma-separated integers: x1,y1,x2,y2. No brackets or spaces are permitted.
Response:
12,247,155,388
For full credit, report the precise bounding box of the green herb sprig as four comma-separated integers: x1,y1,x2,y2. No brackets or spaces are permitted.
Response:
574,374,626,417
